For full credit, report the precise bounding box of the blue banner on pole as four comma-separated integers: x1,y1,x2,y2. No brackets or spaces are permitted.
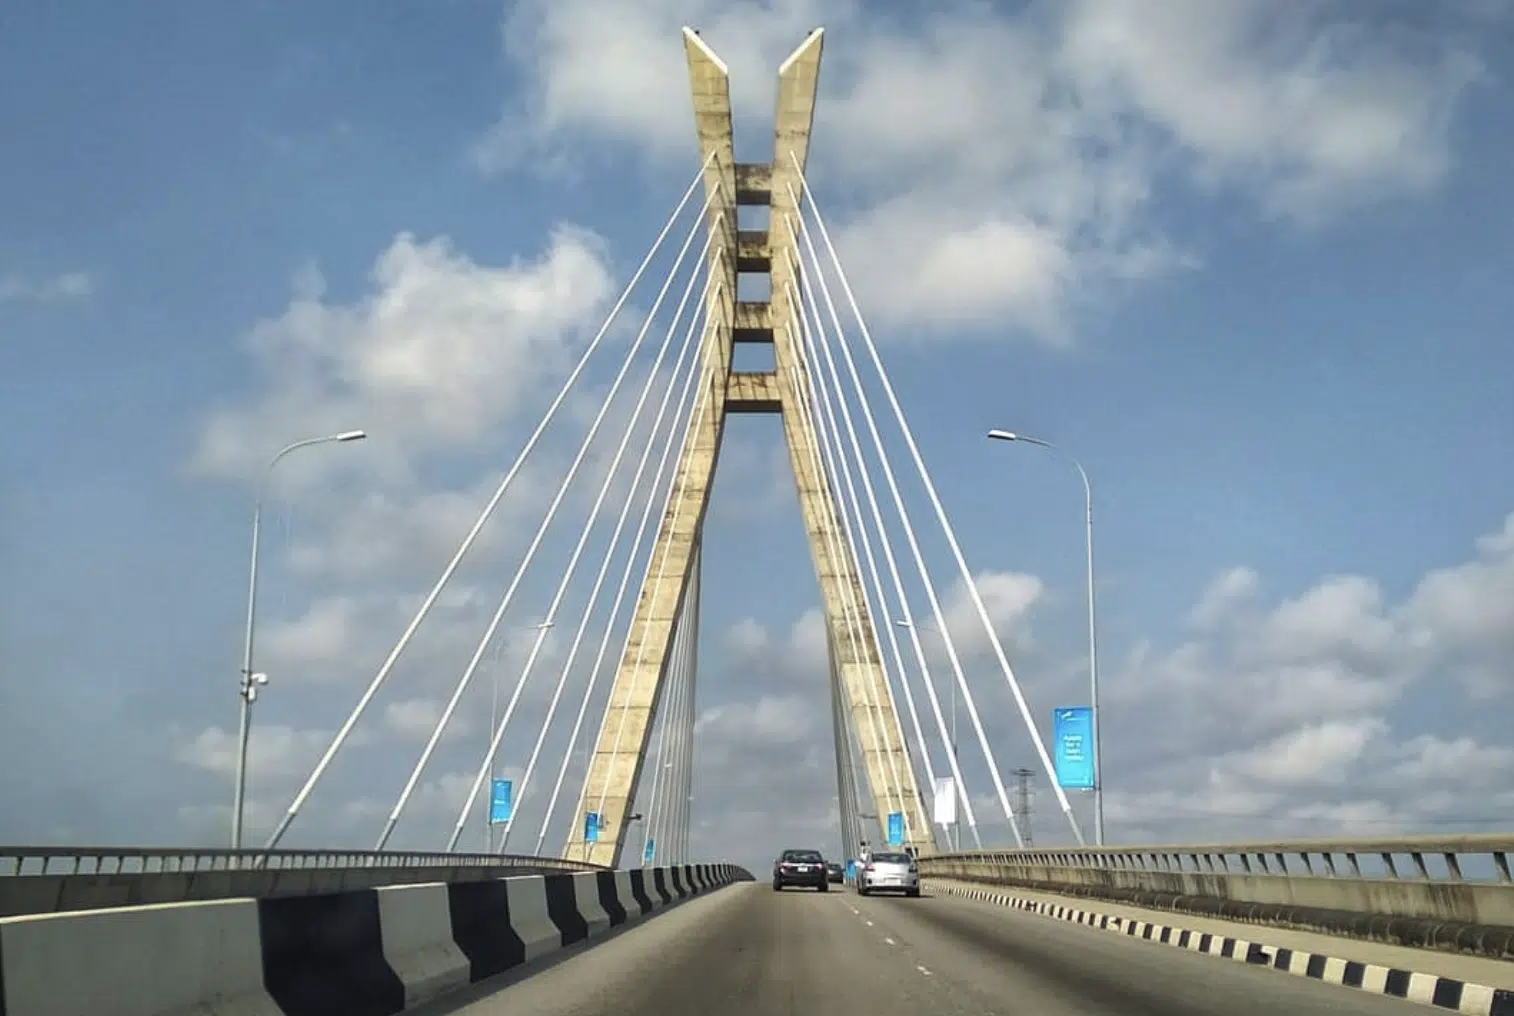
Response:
886,811,904,846
1053,706,1096,790
489,779,513,824
643,837,655,864
845,859,856,881
584,812,600,842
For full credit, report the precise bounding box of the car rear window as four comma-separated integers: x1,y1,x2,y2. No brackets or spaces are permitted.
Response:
783,850,823,862
872,852,911,863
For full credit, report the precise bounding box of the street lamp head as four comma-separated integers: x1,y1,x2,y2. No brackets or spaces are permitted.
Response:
335,430,367,442
251,672,270,686
893,618,912,628
986,429,1018,442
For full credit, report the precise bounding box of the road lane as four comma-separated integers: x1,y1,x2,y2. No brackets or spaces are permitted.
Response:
428,883,1431,1015
849,888,1428,1015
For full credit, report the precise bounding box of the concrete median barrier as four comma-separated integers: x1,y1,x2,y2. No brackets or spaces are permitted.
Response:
0,863,751,1016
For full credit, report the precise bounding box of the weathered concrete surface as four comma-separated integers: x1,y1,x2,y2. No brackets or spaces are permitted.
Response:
564,26,928,865
766,28,927,850
923,859,1514,959
930,878,1514,981
0,864,573,917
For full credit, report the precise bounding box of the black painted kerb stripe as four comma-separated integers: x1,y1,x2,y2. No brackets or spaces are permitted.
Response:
652,868,673,904
447,881,525,983
627,869,655,914
596,871,628,926
543,874,589,946
0,921,10,1016
259,890,406,1016
669,866,686,898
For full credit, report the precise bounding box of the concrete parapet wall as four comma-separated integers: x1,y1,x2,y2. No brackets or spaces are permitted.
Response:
0,863,582,918
0,863,753,1015
929,864,1514,960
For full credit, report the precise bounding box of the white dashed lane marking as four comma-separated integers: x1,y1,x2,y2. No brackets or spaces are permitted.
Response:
917,965,933,976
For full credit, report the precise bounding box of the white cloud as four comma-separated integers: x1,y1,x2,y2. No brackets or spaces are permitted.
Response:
1394,735,1514,786
689,511,1514,853
482,0,1480,338
190,227,614,489
1187,566,1259,628
173,723,366,783
0,270,93,304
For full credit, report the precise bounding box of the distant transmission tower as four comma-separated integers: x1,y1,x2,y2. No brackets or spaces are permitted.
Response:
1012,768,1034,847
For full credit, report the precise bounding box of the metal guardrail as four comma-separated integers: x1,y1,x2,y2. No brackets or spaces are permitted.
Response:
919,834,1514,884
918,835,1514,958
0,845,609,876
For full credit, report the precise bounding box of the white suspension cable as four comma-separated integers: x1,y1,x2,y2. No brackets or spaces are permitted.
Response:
482,247,713,854
671,544,700,862
787,290,933,841
835,644,875,846
536,323,718,857
648,557,696,862
263,152,718,851
829,660,859,857
785,189,1007,848
667,566,697,863
640,584,688,864
789,268,952,843
780,323,911,834
793,165,1080,843
499,267,719,857
434,209,716,853
591,352,736,823
779,339,901,825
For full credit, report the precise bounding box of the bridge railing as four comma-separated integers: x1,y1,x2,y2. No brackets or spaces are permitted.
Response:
918,835,1514,957
0,845,607,917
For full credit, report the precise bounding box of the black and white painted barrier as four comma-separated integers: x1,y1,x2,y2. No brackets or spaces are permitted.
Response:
932,880,1514,1016
0,863,750,1016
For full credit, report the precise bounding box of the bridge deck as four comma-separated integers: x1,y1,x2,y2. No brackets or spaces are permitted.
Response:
420,882,1484,1015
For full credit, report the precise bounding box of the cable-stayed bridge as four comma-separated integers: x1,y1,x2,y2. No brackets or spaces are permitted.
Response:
3,26,1512,1016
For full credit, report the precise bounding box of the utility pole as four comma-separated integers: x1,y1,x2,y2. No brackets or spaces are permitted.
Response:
1012,768,1034,848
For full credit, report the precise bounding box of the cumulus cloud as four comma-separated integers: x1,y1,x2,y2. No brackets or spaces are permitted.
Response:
191,228,615,489
481,0,1481,338
684,511,1514,856
157,3,1500,867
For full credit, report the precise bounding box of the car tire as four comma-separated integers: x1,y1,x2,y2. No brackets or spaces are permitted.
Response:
818,881,828,893
857,883,869,897
906,888,920,898
773,882,783,891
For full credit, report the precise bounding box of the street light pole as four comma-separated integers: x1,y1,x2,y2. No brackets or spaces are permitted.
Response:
233,429,367,850
985,429,1104,846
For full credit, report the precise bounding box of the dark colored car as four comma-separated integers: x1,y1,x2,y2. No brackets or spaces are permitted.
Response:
826,861,844,884
773,848,829,891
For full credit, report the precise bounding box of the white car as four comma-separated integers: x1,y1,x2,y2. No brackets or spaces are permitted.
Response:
857,851,920,897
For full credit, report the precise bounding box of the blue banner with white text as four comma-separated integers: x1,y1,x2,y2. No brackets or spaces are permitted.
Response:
584,812,600,842
643,837,655,864
886,811,904,846
1053,706,1096,790
489,779,513,824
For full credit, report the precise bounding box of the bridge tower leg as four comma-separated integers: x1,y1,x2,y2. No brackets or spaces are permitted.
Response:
564,27,929,867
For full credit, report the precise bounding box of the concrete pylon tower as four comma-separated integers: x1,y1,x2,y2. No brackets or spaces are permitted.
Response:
564,27,929,866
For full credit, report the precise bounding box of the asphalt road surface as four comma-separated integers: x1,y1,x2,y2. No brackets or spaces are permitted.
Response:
429,883,1429,1015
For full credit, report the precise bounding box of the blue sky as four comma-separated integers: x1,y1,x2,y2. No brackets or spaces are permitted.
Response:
2,0,1512,869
